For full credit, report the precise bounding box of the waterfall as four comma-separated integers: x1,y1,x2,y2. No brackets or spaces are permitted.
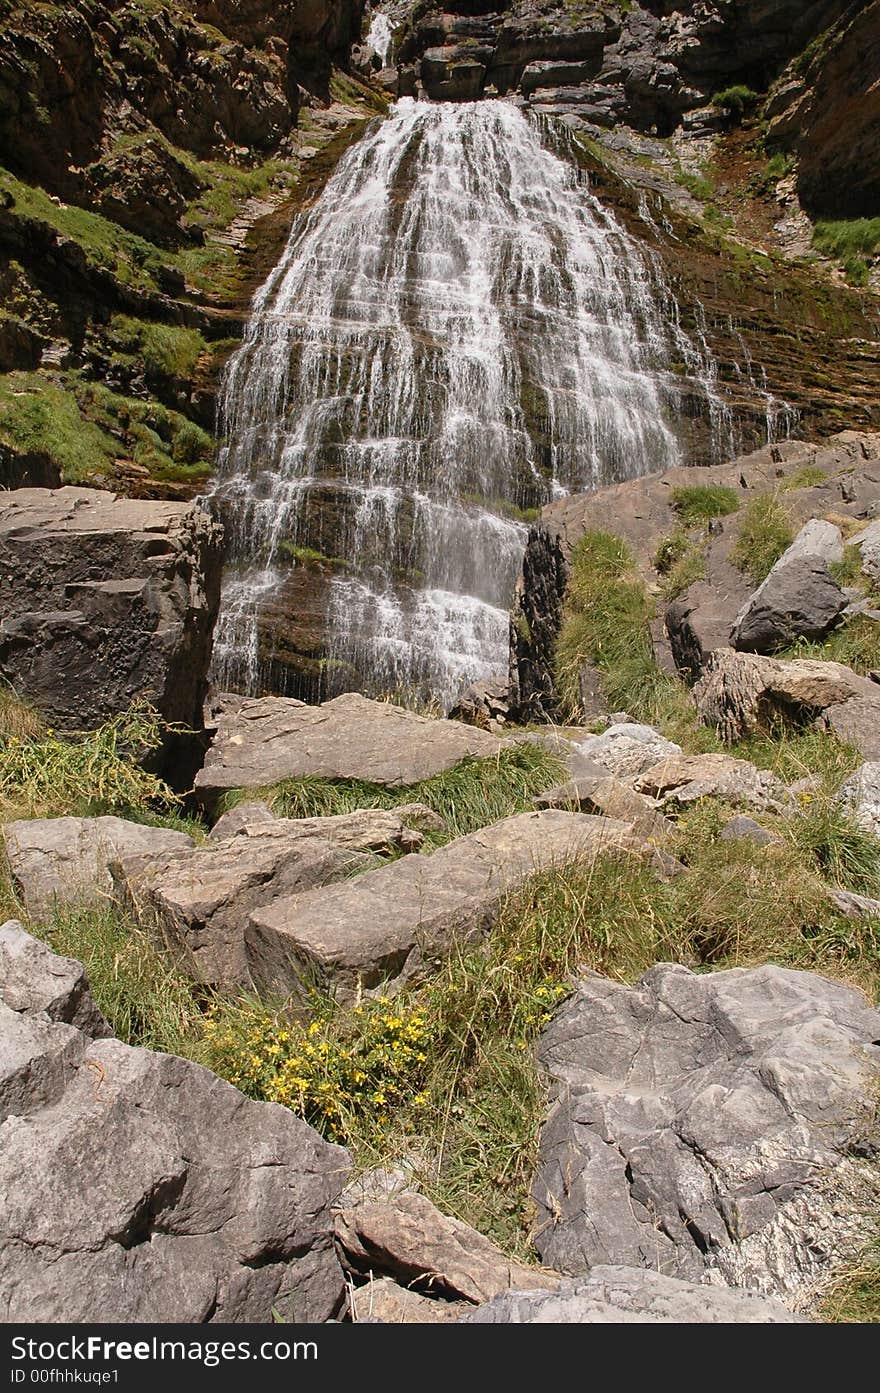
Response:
365,9,394,67
210,98,729,706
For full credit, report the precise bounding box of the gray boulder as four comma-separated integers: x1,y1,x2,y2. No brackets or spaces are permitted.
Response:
850,519,880,584
731,520,847,654
719,815,783,847
196,691,502,804
0,920,112,1039
114,810,424,988
467,1268,804,1324
634,753,788,812
533,963,880,1299
207,800,276,840
0,922,349,1323
2,815,193,919
836,761,880,839
574,723,683,779
0,488,222,743
247,811,651,1001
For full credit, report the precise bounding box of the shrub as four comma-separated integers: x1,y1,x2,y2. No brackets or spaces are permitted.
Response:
730,494,794,584
714,85,760,115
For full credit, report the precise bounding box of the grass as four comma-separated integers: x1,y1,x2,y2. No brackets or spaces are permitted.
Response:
0,701,177,821
218,742,567,848
780,616,880,679
781,464,829,491
656,534,707,600
730,494,794,584
0,372,119,480
669,483,741,526
713,85,760,115
813,219,880,288
0,683,46,742
818,1236,880,1323
110,315,207,381
676,170,715,202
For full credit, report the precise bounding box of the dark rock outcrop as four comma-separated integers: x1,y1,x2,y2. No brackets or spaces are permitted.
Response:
0,920,350,1323
533,962,880,1298
0,487,223,752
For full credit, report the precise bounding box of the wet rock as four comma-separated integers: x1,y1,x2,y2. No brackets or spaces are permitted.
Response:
115,810,423,988
575,723,683,780
196,691,501,805
0,924,350,1322
335,1192,558,1304
731,521,847,654
533,963,880,1297
634,753,788,812
1,816,193,920
0,488,222,747
468,1268,804,1324
247,810,651,1001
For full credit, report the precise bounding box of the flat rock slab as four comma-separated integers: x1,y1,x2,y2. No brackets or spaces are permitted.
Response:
534,774,674,841
533,963,880,1299
0,487,222,738
335,1193,558,1305
634,753,788,812
115,810,423,989
196,691,503,801
0,924,349,1323
2,815,193,919
467,1268,804,1323
247,811,647,1000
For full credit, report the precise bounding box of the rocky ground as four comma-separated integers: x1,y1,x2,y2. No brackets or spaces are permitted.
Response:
2,440,880,1322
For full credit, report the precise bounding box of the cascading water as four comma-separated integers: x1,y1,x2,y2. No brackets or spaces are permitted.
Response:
365,8,394,67
210,98,732,705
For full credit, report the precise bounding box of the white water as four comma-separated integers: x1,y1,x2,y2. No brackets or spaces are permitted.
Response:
211,99,731,704
365,9,394,67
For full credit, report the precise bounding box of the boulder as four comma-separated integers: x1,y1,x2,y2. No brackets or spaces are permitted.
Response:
719,815,783,847
534,774,675,841
114,810,424,988
0,920,111,1038
533,963,880,1297
195,691,501,804
694,647,880,755
731,521,847,654
247,811,650,1001
1,815,193,919
850,520,880,584
827,888,880,921
207,800,277,840
349,1276,467,1323
0,489,222,744
0,923,350,1322
335,1192,558,1304
574,723,683,780
634,753,788,812
836,761,880,839
666,580,746,682
467,1268,804,1324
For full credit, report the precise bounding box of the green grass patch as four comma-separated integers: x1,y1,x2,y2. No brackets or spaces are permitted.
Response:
781,464,829,491
655,532,707,600
110,316,207,381
813,219,880,287
780,617,880,679
730,494,794,584
676,170,715,202
0,372,118,480
669,483,741,526
218,742,567,848
713,85,760,115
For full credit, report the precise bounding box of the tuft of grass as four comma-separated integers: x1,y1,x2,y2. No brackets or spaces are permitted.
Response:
0,701,178,820
669,483,741,526
730,494,794,584
781,617,880,679
0,683,46,742
829,545,866,588
818,1235,880,1324
218,743,566,848
714,85,761,115
787,797,880,896
111,315,207,381
655,532,707,599
813,219,880,288
676,170,715,202
781,464,828,491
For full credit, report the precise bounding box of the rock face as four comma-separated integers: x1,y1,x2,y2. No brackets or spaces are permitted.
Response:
511,434,880,716
2,816,193,920
731,520,847,654
533,963,880,1297
196,691,502,804
336,1192,558,1305
0,921,350,1322
115,810,425,988
694,646,880,755
247,810,649,1001
837,762,880,840
0,488,223,749
468,1268,804,1324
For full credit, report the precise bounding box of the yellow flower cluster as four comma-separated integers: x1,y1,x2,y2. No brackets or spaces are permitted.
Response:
203,998,432,1141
